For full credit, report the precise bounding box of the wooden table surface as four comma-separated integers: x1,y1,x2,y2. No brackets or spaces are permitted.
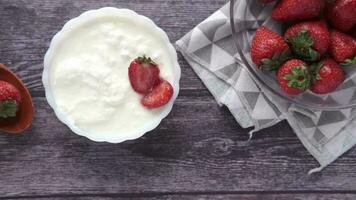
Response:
0,0,355,199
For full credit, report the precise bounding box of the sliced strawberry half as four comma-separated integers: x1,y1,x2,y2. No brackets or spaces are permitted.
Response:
129,56,160,94
141,80,174,109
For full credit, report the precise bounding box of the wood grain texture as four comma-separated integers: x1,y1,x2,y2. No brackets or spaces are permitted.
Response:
0,0,355,199
7,193,356,200
0,97,356,198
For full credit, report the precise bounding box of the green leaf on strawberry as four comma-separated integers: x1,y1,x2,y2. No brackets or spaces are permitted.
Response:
341,57,356,67
283,64,311,90
0,100,19,118
260,50,291,71
286,30,320,62
137,55,157,66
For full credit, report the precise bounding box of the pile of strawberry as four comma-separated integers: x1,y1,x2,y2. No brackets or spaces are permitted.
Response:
251,0,356,95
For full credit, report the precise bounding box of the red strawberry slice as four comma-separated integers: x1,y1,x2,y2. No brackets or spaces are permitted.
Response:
310,58,345,94
272,0,322,22
329,30,356,65
141,80,174,109
251,26,291,70
285,20,330,62
129,56,160,94
0,80,21,118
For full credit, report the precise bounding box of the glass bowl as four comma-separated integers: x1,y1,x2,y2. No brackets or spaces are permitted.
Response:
230,0,356,110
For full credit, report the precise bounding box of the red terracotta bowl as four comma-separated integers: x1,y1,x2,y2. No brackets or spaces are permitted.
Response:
0,64,34,133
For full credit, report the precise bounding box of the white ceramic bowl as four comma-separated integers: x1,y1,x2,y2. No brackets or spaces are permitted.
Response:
42,7,181,143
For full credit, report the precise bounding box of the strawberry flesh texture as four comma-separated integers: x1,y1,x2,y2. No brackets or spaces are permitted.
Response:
141,80,174,109
329,30,356,63
277,59,311,95
272,0,322,22
310,59,345,94
129,59,160,94
0,80,21,103
325,0,356,33
251,26,290,70
285,20,330,60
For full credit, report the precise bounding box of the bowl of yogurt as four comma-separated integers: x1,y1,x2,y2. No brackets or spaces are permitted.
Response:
43,7,181,143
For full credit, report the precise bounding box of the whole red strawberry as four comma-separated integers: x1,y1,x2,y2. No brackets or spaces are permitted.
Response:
310,59,345,94
329,30,356,65
277,59,311,95
325,0,356,32
272,0,322,22
0,80,21,118
141,80,174,109
129,56,160,94
251,26,291,70
285,20,330,62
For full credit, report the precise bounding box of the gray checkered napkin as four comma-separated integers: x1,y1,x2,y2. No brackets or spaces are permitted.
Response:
176,2,356,173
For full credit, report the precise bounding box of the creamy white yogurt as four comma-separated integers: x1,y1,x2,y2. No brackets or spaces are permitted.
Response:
47,10,176,137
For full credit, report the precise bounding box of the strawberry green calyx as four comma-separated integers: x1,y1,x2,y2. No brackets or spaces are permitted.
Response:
260,50,291,71
283,65,311,90
286,30,320,62
0,100,19,118
137,55,156,65
341,56,356,66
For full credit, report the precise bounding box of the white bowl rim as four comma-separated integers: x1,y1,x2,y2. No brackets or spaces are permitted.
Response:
42,7,181,143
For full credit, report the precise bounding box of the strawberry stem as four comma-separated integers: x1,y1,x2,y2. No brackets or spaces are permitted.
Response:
283,65,311,90
137,55,157,65
286,30,320,62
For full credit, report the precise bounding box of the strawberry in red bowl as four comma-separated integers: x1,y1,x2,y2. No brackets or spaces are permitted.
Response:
0,80,21,118
0,64,34,134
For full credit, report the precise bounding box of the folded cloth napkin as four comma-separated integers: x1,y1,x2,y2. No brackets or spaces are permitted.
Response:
176,2,356,173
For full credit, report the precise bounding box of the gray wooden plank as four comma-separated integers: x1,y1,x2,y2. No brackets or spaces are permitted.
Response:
0,0,227,94
4,193,356,200
0,97,355,197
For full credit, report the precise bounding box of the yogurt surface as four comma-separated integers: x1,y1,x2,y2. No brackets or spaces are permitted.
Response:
48,11,176,137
